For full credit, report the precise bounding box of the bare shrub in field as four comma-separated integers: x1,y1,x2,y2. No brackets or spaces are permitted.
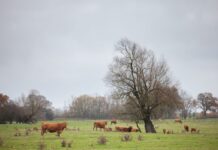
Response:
14,131,21,136
33,127,38,131
0,137,3,146
38,141,46,150
61,139,66,147
14,127,21,136
121,134,132,142
97,135,107,145
67,141,72,148
25,128,31,136
137,135,143,141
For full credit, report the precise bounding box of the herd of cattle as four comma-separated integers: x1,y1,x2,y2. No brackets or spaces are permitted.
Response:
40,120,139,136
93,120,139,132
37,119,199,136
162,119,200,134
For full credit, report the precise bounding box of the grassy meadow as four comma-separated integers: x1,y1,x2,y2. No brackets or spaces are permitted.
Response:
0,119,218,150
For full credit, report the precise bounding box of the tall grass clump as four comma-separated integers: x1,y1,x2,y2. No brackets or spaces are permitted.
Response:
38,141,46,150
137,135,143,141
61,139,67,147
0,137,3,147
67,140,72,148
121,134,132,142
97,135,107,145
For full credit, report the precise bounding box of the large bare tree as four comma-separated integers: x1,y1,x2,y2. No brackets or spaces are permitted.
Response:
106,39,181,133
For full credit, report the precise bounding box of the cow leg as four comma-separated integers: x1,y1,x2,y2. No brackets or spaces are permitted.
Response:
41,129,45,136
56,131,61,137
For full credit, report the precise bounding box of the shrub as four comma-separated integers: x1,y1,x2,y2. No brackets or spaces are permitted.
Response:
14,128,21,136
121,134,132,142
14,132,21,136
38,141,46,150
0,137,3,146
97,135,107,145
67,141,72,148
25,128,31,136
137,135,143,141
61,139,66,147
33,127,38,131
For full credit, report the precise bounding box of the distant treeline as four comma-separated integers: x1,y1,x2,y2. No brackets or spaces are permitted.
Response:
64,94,181,120
0,90,218,124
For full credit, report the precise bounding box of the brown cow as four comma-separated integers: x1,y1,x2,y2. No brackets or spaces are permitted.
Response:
115,126,121,131
131,128,139,132
191,128,200,133
115,126,132,132
93,121,107,131
184,125,189,132
41,122,67,136
191,128,196,133
174,119,182,123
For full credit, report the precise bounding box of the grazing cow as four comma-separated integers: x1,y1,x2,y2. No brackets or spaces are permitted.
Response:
191,128,196,133
163,129,166,134
131,128,139,132
115,126,121,131
191,128,200,133
115,126,132,132
41,122,67,136
104,127,112,131
184,125,189,132
93,121,107,131
111,119,117,125
174,119,182,123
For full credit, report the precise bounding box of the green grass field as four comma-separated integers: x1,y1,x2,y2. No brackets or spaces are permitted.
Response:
0,119,218,150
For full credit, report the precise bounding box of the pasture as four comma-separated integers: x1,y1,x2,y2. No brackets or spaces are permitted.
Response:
0,119,218,150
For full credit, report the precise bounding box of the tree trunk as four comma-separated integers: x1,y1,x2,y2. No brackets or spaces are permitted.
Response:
143,114,156,133
202,110,207,118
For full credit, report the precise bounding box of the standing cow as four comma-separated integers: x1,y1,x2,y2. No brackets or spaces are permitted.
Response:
41,122,67,136
93,121,107,131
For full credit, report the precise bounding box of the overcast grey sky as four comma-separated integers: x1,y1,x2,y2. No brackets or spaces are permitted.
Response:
0,0,218,108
